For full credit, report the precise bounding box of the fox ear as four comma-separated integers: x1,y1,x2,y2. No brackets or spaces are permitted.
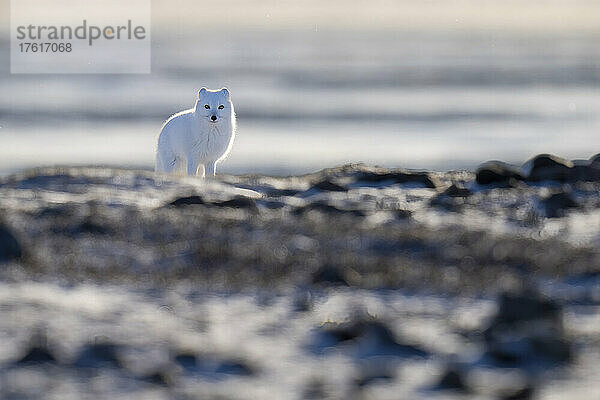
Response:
221,87,230,98
198,87,207,98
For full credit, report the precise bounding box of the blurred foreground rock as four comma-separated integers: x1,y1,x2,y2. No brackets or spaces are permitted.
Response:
0,223,21,262
484,291,572,368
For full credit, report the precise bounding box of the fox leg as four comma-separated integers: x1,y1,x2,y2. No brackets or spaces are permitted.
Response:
197,164,206,178
206,161,217,177
187,156,207,177
156,148,177,173
187,157,199,176
173,157,187,174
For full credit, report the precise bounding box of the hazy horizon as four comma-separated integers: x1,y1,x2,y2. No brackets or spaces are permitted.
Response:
1,0,599,175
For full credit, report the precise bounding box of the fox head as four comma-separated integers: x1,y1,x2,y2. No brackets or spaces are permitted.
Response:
196,87,232,124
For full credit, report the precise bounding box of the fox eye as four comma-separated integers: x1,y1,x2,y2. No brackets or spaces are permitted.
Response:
204,104,210,109
218,105,224,109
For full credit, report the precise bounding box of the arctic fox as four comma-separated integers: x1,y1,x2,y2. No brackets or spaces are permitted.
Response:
155,87,236,177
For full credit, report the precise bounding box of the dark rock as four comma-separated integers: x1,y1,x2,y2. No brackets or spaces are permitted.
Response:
294,201,366,217
541,191,579,218
355,322,429,358
443,184,472,197
264,188,301,197
258,199,287,209
430,185,471,211
590,153,600,165
429,196,461,212
174,352,198,369
76,217,112,235
500,385,535,400
212,196,258,212
311,265,349,286
565,270,600,283
489,292,561,328
484,292,571,367
169,194,259,211
487,341,524,364
354,171,437,189
292,289,313,312
73,342,122,369
530,336,572,363
434,368,469,392
487,336,570,367
36,204,73,218
310,179,348,192
354,372,394,387
569,159,600,182
314,318,428,358
476,161,525,186
168,195,205,207
303,379,327,399
395,209,412,219
16,346,56,365
214,360,254,376
174,352,255,378
0,224,22,262
141,370,173,386
523,154,573,182
14,331,56,365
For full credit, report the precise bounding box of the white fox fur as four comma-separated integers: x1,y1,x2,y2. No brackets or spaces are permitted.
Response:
155,87,236,177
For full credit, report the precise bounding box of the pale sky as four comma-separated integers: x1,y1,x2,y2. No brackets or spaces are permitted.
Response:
152,0,600,34
1,0,600,36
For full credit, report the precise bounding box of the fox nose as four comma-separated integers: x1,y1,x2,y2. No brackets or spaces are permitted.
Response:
211,115,217,122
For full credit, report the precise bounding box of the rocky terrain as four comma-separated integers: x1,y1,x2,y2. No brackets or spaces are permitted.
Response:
0,153,599,399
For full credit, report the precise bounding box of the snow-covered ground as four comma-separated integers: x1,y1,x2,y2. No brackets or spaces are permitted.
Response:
0,160,599,399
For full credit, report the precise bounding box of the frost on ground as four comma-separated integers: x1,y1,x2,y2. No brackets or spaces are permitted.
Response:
0,154,599,399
